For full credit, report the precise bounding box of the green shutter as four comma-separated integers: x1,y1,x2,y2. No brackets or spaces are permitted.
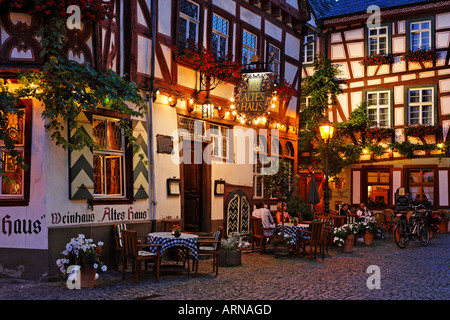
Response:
69,111,94,200
132,119,149,199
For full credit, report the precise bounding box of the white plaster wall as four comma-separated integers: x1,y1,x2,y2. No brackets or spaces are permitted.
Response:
285,32,300,60
265,20,282,42
158,0,171,36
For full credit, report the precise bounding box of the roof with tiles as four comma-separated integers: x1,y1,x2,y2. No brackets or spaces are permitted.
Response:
309,0,441,20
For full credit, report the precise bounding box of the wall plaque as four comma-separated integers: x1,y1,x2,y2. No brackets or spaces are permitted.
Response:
156,134,173,154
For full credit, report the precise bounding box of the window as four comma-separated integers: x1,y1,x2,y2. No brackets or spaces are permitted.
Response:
303,34,315,63
408,88,434,125
178,0,200,46
366,169,390,207
210,124,229,159
410,21,431,51
242,30,257,65
253,134,267,198
368,27,388,55
366,91,390,127
93,116,126,197
211,14,229,58
0,112,25,198
407,168,434,208
268,44,280,75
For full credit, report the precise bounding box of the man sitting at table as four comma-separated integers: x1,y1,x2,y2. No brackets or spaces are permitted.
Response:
252,202,276,236
356,203,371,217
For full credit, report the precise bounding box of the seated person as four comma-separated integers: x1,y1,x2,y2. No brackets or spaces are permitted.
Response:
356,203,371,217
275,202,290,224
339,203,351,216
252,202,275,236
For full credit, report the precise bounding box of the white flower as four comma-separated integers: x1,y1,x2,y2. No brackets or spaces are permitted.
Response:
93,263,99,269
101,265,107,272
98,241,104,246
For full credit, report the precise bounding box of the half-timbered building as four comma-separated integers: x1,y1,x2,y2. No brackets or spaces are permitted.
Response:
0,0,310,280
304,0,450,212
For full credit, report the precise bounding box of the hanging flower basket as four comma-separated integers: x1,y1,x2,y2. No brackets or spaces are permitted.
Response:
271,74,296,101
404,124,440,138
404,48,437,63
360,54,394,67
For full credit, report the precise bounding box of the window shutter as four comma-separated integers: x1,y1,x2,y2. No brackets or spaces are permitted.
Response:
132,119,149,199
69,111,94,200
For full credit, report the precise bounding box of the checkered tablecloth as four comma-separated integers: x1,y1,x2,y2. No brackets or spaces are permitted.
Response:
276,224,309,246
146,232,199,260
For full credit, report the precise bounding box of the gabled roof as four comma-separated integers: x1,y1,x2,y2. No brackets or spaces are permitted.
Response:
309,0,439,20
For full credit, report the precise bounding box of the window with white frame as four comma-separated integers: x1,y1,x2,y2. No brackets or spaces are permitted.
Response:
0,112,25,197
410,21,431,51
368,26,388,55
303,34,315,63
210,124,229,159
178,0,200,46
268,44,280,75
408,88,434,125
366,91,390,127
93,116,126,197
242,30,258,65
212,14,229,58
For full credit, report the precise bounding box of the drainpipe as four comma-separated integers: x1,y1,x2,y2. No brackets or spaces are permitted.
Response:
147,0,157,232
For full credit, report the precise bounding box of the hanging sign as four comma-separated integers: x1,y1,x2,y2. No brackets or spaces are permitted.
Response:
235,72,274,115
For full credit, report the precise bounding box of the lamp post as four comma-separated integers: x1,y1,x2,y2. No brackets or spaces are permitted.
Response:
319,118,334,214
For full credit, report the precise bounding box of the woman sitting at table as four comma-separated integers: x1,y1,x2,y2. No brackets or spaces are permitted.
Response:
276,202,290,224
339,203,351,216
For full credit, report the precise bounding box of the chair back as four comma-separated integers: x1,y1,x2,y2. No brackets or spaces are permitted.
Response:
374,213,385,228
346,214,358,224
310,221,326,242
122,229,138,259
383,209,394,221
115,223,127,248
212,226,223,250
316,215,330,223
251,217,264,237
329,215,345,229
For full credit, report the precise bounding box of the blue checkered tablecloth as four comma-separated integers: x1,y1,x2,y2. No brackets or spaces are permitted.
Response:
276,224,309,246
146,232,199,260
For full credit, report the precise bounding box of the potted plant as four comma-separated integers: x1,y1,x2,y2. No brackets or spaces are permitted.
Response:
219,232,249,266
333,223,358,253
438,212,449,234
56,234,107,288
272,234,293,258
291,217,299,226
359,219,377,245
172,224,182,237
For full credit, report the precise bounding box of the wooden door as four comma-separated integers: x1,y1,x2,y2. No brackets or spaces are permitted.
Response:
182,141,203,232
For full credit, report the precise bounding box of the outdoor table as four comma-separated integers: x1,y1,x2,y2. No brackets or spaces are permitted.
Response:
146,232,198,274
276,223,310,246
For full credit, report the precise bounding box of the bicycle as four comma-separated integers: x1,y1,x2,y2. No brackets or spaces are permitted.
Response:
393,204,430,249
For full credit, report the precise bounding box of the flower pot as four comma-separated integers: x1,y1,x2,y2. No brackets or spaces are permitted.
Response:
363,231,374,245
342,234,354,253
174,231,181,238
438,219,448,234
80,266,97,288
274,244,289,258
219,250,242,267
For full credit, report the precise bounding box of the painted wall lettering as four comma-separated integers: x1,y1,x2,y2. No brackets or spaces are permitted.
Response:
1,214,42,236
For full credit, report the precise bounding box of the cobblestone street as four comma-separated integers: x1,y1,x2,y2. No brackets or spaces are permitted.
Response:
1,233,449,302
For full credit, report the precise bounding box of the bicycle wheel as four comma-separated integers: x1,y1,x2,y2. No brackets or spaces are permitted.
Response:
417,222,430,246
394,222,409,249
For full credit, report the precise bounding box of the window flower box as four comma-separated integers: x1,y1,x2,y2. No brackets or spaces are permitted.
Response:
365,127,395,141
360,54,394,67
404,48,437,63
404,124,440,138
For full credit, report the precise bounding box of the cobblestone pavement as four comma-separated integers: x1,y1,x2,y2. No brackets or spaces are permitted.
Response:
1,233,449,301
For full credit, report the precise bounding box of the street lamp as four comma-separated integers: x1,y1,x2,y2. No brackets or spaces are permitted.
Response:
202,94,214,119
319,118,334,214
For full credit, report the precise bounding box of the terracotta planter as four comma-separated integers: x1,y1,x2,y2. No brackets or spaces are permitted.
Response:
219,250,242,267
80,266,97,288
342,234,354,253
363,231,374,245
438,219,448,234
274,244,290,258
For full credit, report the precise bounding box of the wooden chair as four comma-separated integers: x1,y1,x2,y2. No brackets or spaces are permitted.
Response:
113,223,147,270
194,226,223,276
329,214,346,229
251,217,276,254
346,213,359,224
373,213,386,239
302,221,326,259
121,229,162,283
